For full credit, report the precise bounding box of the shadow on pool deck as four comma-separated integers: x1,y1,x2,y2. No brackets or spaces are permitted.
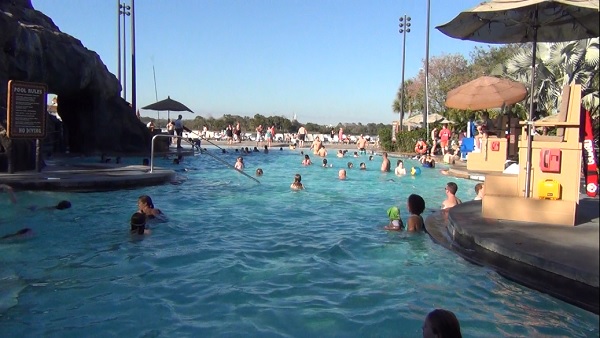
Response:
424,198,599,315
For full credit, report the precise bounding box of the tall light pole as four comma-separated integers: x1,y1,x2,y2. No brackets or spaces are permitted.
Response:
119,2,131,100
130,0,136,115
116,1,121,90
424,0,431,142
399,15,411,132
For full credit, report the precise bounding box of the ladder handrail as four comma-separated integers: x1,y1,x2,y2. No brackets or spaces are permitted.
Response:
200,147,261,184
150,134,260,184
183,128,227,152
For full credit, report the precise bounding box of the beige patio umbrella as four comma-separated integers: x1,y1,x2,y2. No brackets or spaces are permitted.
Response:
445,76,527,110
436,0,599,197
406,112,445,124
438,118,455,124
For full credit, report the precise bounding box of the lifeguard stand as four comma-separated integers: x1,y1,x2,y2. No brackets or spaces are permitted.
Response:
483,84,583,226
466,135,509,172
465,111,519,172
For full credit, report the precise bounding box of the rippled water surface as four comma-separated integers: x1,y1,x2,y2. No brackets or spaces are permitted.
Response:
1,149,598,337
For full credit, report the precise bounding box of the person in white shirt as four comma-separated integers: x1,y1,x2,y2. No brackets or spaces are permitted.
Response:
174,115,184,149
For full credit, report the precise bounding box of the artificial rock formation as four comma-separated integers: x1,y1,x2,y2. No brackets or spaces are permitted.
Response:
0,0,150,170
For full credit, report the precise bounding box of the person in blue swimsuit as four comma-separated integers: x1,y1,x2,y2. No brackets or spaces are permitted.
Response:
421,154,436,168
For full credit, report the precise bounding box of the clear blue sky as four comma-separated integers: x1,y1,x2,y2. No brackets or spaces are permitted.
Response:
32,0,488,125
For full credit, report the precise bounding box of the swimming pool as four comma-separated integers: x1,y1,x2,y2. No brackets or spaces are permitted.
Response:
1,149,598,337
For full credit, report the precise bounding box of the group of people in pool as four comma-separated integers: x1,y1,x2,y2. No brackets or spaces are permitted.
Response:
384,194,427,231
284,149,471,231
3,167,465,336
129,195,168,236
383,179,468,231
385,181,465,231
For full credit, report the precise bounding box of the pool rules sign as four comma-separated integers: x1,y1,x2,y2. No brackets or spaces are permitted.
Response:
7,80,47,139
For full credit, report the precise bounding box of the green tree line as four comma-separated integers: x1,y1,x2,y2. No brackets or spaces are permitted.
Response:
140,114,389,137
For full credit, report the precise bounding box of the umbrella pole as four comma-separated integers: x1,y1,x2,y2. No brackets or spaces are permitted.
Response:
524,11,539,198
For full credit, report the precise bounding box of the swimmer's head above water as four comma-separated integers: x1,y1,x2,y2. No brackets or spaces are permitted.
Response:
56,200,72,210
130,212,147,235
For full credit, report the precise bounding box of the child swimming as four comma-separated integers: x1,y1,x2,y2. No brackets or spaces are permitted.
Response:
384,206,404,231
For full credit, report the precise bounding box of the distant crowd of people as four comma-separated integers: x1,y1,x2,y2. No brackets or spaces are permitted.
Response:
224,132,480,235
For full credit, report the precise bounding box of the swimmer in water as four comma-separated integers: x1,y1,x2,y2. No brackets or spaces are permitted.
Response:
130,212,151,235
1,228,34,240
137,195,167,221
290,174,304,190
384,206,404,231
27,200,72,211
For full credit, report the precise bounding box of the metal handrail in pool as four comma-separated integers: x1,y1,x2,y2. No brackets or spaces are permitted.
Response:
150,134,260,184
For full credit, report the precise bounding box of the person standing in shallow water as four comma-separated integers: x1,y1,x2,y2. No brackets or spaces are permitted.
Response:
380,152,391,172
441,182,462,209
302,154,312,166
137,195,166,221
407,194,425,232
394,159,406,175
290,174,304,190
234,157,245,170
130,212,151,235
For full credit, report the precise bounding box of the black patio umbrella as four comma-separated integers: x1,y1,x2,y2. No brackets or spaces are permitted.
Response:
141,96,194,121
436,0,599,197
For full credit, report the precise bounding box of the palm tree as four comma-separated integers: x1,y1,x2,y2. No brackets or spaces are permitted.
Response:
392,79,418,131
504,38,599,116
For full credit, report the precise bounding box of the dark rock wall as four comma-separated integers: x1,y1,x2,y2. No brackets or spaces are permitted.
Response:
0,0,149,165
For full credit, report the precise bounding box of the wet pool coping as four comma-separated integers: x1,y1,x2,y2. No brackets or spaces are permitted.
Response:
424,199,600,314
0,163,176,192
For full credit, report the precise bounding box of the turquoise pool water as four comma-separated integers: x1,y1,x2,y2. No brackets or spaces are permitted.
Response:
1,149,598,337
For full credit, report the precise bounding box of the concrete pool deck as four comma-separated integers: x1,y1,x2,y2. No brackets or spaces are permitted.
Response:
418,156,599,313
416,156,599,314
424,197,599,315
0,162,176,192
